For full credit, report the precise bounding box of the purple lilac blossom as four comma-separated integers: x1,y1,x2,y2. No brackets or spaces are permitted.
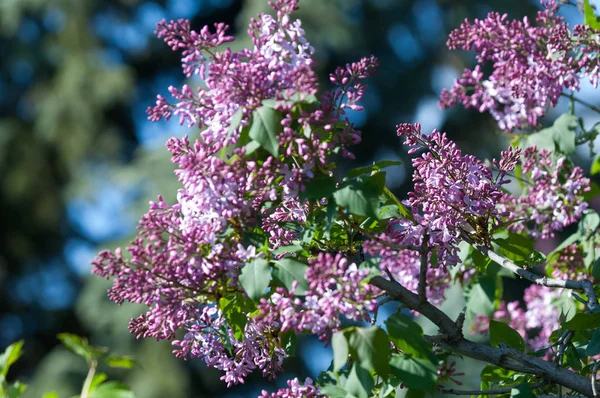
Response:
172,307,285,386
550,243,596,281
259,377,324,398
498,146,590,239
439,1,600,131
255,253,378,341
391,123,520,269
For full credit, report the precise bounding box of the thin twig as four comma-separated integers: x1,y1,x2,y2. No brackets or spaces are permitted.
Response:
418,233,429,303
80,359,97,398
442,382,547,395
383,266,397,283
557,331,573,398
562,92,600,114
465,237,598,311
593,362,600,398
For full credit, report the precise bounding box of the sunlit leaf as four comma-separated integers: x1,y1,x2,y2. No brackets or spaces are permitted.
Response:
273,258,309,295
0,340,24,378
347,326,390,376
389,354,437,392
331,331,349,370
489,320,525,352
239,259,271,302
249,105,282,157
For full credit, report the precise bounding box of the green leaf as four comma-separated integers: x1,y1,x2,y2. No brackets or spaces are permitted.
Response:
244,140,261,155
480,365,516,382
404,390,426,398
347,326,391,377
592,152,600,176
585,329,600,356
385,314,435,362
0,340,24,377
383,186,413,221
57,334,107,363
90,381,136,398
272,244,305,256
472,248,492,273
319,384,347,398
562,312,600,330
219,293,255,341
300,173,337,200
6,381,26,398
334,173,386,218
493,234,535,266
511,383,533,398
249,105,282,157
389,354,437,392
221,107,245,158
378,204,402,220
584,239,599,268
583,181,600,201
280,331,296,356
584,0,600,29
104,356,137,369
553,293,576,323
565,345,582,371
89,373,108,392
324,201,337,240
331,331,349,370
378,381,395,398
466,278,496,316
519,113,577,154
238,258,271,302
273,258,309,295
348,160,402,178
489,320,525,352
318,371,347,398
579,211,600,238
344,364,374,398
42,392,60,398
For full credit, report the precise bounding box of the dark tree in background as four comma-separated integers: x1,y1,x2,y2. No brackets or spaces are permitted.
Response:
0,0,558,396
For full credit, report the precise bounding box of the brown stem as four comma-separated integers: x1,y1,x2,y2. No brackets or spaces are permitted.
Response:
418,234,428,304
442,381,547,396
561,92,600,114
369,275,600,396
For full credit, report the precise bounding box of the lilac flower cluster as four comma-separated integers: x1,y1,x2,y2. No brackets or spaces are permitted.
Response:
171,307,285,386
439,1,600,131
256,253,378,340
259,377,324,398
93,0,384,388
499,147,590,239
148,0,317,146
155,19,234,78
436,359,465,388
551,243,588,280
390,123,520,268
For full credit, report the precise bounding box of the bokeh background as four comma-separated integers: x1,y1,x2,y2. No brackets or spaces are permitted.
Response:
1,0,598,396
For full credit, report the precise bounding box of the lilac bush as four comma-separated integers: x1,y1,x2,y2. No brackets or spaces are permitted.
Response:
91,0,600,396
